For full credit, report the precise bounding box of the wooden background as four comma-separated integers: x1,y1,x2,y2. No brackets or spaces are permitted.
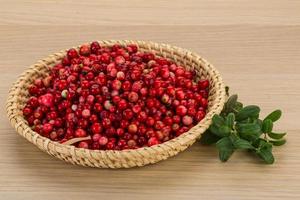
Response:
0,1,300,199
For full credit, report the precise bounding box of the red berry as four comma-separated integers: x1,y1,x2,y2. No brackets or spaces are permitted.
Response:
38,93,54,107
91,123,102,134
99,136,108,146
78,141,89,149
111,79,122,90
43,123,53,134
198,80,209,89
82,109,91,118
75,128,87,137
90,41,101,54
148,137,159,146
67,48,78,59
128,91,139,102
23,107,32,116
79,44,91,56
128,124,138,134
176,105,187,116
182,115,193,126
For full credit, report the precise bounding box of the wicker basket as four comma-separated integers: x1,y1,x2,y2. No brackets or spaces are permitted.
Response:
6,40,226,168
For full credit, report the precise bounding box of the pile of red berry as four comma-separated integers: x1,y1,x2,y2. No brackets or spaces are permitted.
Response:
23,42,209,150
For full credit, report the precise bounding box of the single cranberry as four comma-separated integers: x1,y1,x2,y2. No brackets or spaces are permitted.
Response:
123,109,134,120
99,136,108,146
132,81,143,92
128,91,139,102
91,123,102,134
140,88,148,96
160,67,170,79
122,81,131,91
118,139,127,147
176,105,187,116
49,131,58,140
195,110,206,121
111,79,122,90
100,53,110,64
78,141,89,149
127,139,137,148
102,118,111,128
23,107,32,116
182,115,193,126
38,93,54,107
106,141,115,150
43,123,53,134
148,137,159,146
117,99,127,110
198,80,209,89
200,98,208,108
67,48,78,59
75,128,87,137
128,124,138,134
146,117,155,126
176,89,185,100
116,128,124,137
115,56,125,65
90,41,101,54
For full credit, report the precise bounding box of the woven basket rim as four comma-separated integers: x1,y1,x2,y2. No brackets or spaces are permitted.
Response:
6,40,226,168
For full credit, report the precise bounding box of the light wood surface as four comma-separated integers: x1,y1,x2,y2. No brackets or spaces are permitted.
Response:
1,1,300,200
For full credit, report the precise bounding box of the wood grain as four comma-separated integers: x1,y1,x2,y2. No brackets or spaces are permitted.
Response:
1,1,300,199
0,0,300,25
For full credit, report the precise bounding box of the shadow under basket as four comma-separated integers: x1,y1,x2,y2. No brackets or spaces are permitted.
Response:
6,40,226,168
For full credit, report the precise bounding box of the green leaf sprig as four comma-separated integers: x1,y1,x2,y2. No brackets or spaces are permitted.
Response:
200,93,286,164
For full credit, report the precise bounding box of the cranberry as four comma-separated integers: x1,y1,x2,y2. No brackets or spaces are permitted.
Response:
78,141,89,149
67,48,78,59
198,80,209,89
128,91,139,102
38,93,54,107
23,43,209,150
82,109,91,118
128,124,138,134
79,44,91,56
148,137,159,146
91,123,102,134
117,99,127,110
111,79,122,90
23,107,32,116
176,105,187,116
90,41,101,54
99,136,108,146
43,123,53,134
75,128,87,137
182,115,193,126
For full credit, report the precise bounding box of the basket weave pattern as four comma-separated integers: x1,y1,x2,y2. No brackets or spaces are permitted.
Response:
6,40,226,168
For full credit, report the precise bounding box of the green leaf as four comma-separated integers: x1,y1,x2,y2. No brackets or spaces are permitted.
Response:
264,110,282,122
267,132,286,140
235,102,243,112
216,137,234,162
224,94,238,113
209,124,223,137
256,146,274,164
236,123,262,141
255,119,263,129
236,105,260,121
225,113,235,128
212,115,225,127
219,125,231,136
199,131,221,145
262,119,273,133
269,139,286,146
230,136,254,150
